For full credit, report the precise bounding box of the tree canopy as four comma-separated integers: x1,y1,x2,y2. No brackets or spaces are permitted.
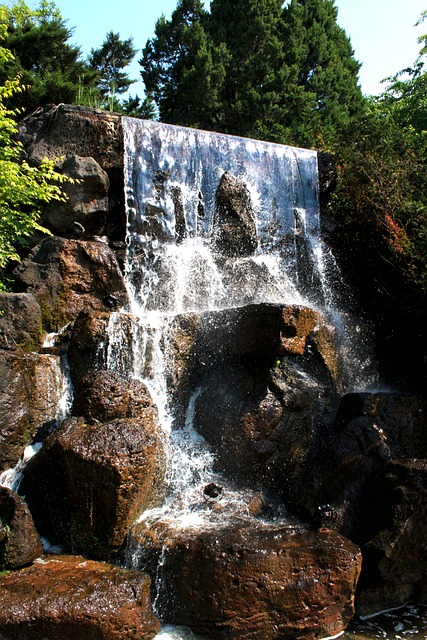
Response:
87,31,137,111
0,0,88,113
141,0,363,146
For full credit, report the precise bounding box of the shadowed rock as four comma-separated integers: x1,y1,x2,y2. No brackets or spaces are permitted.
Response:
0,554,160,639
213,172,258,257
42,155,110,238
17,103,125,243
20,411,165,560
0,487,42,570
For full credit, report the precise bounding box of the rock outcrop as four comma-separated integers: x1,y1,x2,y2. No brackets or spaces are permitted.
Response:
0,486,42,570
0,555,160,640
20,409,165,559
213,172,258,257
0,294,42,351
0,350,67,471
42,155,110,238
17,104,125,242
130,519,361,640
14,237,129,332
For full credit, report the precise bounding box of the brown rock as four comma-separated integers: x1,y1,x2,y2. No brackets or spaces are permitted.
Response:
0,486,42,570
0,350,68,471
67,310,151,386
42,155,110,238
0,294,42,351
14,237,129,331
130,520,361,639
73,370,154,424
213,172,258,257
0,554,160,639
20,413,165,559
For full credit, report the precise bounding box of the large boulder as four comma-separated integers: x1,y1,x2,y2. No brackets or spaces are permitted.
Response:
130,519,361,640
73,370,155,425
193,359,337,496
0,293,42,351
316,392,427,534
67,310,154,387
14,237,129,331
0,350,68,471
20,410,165,559
17,103,125,242
0,486,42,570
213,172,258,257
42,155,110,238
0,555,160,640
353,459,427,616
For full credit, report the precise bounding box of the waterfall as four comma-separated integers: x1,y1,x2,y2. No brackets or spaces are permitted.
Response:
104,119,379,630
122,118,323,314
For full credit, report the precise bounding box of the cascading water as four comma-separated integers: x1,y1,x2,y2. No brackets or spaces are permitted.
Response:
104,118,379,632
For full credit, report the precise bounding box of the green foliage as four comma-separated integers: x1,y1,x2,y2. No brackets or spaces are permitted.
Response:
0,15,71,269
279,0,363,147
121,93,157,119
331,40,427,299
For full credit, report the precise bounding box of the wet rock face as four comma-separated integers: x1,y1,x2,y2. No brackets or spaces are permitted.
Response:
14,237,129,331
0,294,42,351
213,172,258,257
73,370,155,424
0,350,65,471
0,555,160,640
20,410,165,559
131,521,361,640
163,303,341,491
0,487,42,570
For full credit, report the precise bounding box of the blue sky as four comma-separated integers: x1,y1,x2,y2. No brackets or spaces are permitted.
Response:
51,0,426,97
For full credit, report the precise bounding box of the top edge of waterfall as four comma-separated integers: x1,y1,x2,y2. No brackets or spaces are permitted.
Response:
121,116,318,158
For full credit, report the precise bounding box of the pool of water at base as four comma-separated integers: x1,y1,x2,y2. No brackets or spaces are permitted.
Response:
154,604,427,640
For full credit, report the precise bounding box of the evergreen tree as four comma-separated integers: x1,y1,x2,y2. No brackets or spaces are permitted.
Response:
279,0,363,146
208,0,285,138
0,0,89,113
88,31,137,110
141,0,229,127
140,0,363,146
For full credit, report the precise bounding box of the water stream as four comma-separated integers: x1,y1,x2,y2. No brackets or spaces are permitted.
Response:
106,118,405,637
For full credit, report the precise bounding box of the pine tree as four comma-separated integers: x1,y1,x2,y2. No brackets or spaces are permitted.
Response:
88,31,137,110
141,0,230,128
279,0,363,146
208,0,285,138
140,0,363,146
